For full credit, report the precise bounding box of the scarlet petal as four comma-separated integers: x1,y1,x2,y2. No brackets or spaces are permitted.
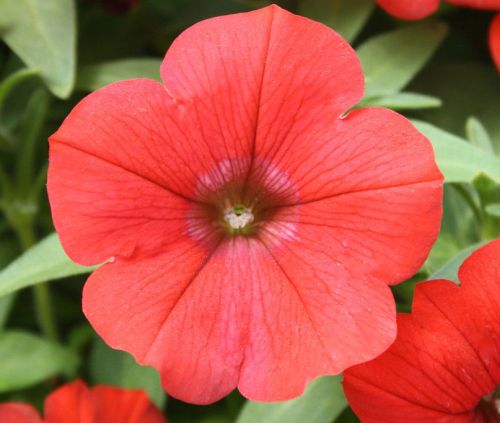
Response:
162,5,364,182
377,0,440,20
489,14,500,72
44,380,95,423
343,239,500,423
447,0,500,10
48,79,221,265
91,386,166,423
0,403,42,423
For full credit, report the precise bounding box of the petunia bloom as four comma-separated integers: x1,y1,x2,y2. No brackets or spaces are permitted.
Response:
490,14,500,71
0,380,166,423
47,5,443,404
343,239,500,423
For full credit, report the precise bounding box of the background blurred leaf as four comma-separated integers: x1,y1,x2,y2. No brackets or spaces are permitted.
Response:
0,330,78,391
0,232,95,297
357,21,448,98
358,92,441,110
465,116,494,153
485,203,500,218
76,58,162,91
236,376,346,423
299,0,375,42
0,0,76,98
412,120,500,184
429,242,485,283
410,63,500,152
90,337,166,409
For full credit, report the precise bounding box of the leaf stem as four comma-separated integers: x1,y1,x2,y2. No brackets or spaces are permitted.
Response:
16,225,59,343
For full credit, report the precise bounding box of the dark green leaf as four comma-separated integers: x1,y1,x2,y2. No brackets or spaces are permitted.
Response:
298,0,375,42
90,337,166,409
236,376,346,423
357,21,448,97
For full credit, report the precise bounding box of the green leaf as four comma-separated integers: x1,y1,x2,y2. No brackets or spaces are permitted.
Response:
0,232,96,297
298,0,375,42
76,58,162,92
357,21,448,98
465,117,494,154
90,337,166,409
0,0,76,98
236,376,346,423
485,203,500,218
359,92,441,110
429,242,485,284
412,120,500,184
0,330,78,391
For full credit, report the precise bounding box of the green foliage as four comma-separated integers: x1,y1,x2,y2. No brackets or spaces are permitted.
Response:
358,92,441,110
357,21,448,98
0,330,78,391
0,0,76,98
299,0,375,42
237,376,346,423
76,58,163,91
0,233,95,297
90,337,166,408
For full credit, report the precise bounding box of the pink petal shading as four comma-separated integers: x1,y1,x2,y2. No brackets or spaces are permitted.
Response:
376,0,440,20
343,239,500,423
0,404,42,423
490,14,500,72
84,236,395,404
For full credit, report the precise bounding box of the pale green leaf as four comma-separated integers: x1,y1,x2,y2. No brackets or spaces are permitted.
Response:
359,92,441,110
357,21,448,98
430,243,485,284
90,338,166,408
237,376,346,423
0,331,78,392
412,120,500,184
465,117,495,154
485,203,500,218
299,0,375,42
76,58,162,92
0,0,76,98
0,232,96,297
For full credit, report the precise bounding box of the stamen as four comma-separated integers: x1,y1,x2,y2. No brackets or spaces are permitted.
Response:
224,205,254,230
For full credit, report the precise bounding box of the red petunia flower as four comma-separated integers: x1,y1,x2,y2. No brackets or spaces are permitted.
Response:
490,14,500,71
376,0,440,20
343,239,500,423
47,5,443,404
0,380,166,423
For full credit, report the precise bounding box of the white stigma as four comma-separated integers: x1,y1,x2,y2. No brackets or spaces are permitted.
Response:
224,206,254,230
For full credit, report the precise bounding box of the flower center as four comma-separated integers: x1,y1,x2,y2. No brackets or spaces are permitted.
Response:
223,204,254,234
476,384,500,420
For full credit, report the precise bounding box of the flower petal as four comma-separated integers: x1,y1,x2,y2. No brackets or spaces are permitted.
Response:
343,239,500,422
489,14,500,72
162,5,364,186
91,386,166,423
0,404,42,423
84,235,395,403
44,380,95,423
48,79,223,265
376,0,440,20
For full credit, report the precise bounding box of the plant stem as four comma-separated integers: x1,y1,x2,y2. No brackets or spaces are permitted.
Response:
16,224,59,343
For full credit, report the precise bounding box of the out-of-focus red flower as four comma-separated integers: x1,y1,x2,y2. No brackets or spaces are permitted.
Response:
47,5,443,404
376,0,440,20
490,14,500,71
0,380,166,423
343,239,500,423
